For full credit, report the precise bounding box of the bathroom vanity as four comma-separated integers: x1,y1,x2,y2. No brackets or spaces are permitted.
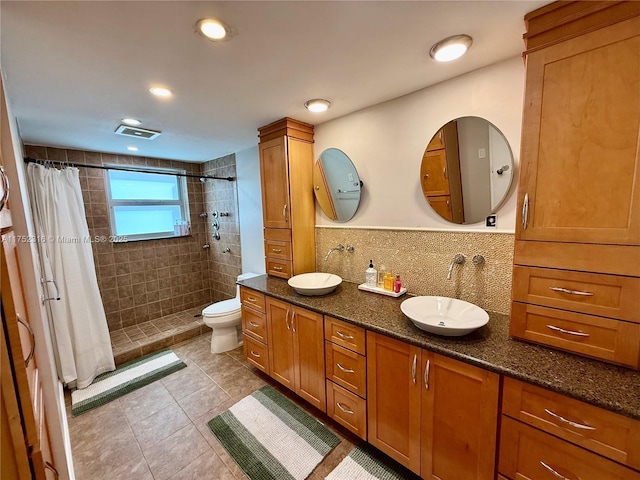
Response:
239,275,640,480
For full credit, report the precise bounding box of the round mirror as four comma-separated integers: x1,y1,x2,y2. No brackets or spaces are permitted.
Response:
313,148,362,222
420,116,514,224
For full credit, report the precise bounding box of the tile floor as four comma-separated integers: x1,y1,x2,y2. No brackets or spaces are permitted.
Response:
66,332,359,480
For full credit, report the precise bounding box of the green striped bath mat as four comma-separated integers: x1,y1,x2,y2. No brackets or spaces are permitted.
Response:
325,443,421,480
207,385,340,480
71,348,186,416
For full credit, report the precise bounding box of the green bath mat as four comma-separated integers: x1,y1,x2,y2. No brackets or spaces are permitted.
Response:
71,348,186,416
207,385,340,480
325,443,421,480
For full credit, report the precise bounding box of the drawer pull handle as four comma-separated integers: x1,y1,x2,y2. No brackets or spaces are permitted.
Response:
273,266,283,271
272,248,282,253
540,461,578,480
336,331,354,340
247,297,257,303
546,324,590,337
522,193,529,230
549,286,594,297
248,321,259,328
544,408,595,431
336,363,355,374
285,309,291,331
16,314,35,368
424,359,430,390
411,354,417,384
283,204,288,222
45,462,60,479
250,350,261,358
291,311,297,333
336,402,354,415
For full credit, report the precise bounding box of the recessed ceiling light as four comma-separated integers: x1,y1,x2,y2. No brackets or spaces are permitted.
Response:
149,87,173,97
304,99,331,113
127,146,139,152
122,118,141,126
196,18,231,41
429,34,473,62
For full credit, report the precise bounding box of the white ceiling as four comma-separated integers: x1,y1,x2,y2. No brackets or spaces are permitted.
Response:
1,1,548,163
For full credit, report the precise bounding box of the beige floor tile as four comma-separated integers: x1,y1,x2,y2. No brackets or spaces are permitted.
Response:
168,451,236,480
143,424,212,480
177,382,232,421
130,402,191,451
214,366,268,401
106,455,155,480
120,380,177,424
162,364,213,400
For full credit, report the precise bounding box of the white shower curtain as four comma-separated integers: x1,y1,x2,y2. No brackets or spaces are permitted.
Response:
27,163,114,389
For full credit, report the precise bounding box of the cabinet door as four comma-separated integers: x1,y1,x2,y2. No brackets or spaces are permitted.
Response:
266,297,294,390
421,149,450,196
367,332,421,474
427,195,453,221
421,352,500,480
516,16,640,245
259,136,291,229
291,306,325,411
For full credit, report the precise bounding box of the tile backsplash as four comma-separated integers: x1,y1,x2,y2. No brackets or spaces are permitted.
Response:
316,227,514,314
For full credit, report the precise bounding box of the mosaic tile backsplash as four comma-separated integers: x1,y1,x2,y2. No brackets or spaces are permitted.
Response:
316,227,514,315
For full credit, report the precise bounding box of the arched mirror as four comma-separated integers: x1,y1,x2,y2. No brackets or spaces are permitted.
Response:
313,148,362,222
420,116,514,224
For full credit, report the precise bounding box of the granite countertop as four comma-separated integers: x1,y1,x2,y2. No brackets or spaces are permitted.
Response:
239,275,640,421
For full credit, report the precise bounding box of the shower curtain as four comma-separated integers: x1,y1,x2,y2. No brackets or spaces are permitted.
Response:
27,163,114,389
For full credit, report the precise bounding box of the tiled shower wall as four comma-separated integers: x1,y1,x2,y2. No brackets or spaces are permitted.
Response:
202,154,242,302
24,145,221,331
316,227,514,315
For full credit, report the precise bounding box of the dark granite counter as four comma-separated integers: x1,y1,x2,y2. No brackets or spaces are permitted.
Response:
239,275,640,421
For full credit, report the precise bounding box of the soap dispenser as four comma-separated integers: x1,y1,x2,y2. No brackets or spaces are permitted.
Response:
366,260,377,287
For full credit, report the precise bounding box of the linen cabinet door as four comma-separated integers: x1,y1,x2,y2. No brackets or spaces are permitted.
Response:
515,16,640,245
367,332,421,474
421,352,500,480
266,297,294,390
291,306,326,411
259,136,290,229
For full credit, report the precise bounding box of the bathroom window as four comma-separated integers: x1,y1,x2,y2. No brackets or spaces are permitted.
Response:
105,166,190,241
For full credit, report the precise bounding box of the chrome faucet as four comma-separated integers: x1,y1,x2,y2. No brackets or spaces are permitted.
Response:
324,243,345,261
447,254,466,280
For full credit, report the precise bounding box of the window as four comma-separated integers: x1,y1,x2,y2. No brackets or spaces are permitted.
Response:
105,166,190,241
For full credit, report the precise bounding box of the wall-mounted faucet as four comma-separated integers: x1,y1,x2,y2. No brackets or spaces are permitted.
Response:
324,243,345,261
346,244,355,253
447,254,466,280
472,254,485,265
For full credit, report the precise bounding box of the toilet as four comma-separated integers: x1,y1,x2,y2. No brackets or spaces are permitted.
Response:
202,272,261,353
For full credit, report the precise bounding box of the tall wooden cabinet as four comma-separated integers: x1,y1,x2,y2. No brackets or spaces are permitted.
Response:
366,332,500,478
265,296,326,411
258,118,316,279
511,1,640,368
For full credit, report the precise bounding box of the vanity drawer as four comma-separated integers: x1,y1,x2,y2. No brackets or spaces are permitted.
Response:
243,335,269,374
325,342,366,398
510,302,640,368
326,380,367,440
264,239,292,261
499,416,640,480
502,377,640,470
240,287,265,313
264,227,291,242
324,316,366,355
266,258,292,279
512,266,640,322
241,306,267,344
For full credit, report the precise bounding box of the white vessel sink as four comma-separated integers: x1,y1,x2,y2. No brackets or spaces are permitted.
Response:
288,273,342,296
400,296,489,337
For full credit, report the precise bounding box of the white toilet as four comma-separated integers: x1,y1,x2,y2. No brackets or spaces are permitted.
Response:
202,272,261,353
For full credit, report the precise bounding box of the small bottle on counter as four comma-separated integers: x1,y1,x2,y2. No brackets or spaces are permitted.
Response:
377,264,387,288
366,260,377,287
394,274,402,293
383,271,394,291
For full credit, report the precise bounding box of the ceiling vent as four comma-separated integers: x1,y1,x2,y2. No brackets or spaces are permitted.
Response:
115,124,161,140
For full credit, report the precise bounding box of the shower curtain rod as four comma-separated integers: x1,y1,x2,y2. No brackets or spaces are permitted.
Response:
23,157,235,182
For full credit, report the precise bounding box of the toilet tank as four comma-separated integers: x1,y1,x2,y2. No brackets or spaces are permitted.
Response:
235,272,261,298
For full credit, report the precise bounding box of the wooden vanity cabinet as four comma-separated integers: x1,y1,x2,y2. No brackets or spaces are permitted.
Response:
511,2,640,368
258,118,315,279
367,332,500,478
240,287,269,374
265,297,326,411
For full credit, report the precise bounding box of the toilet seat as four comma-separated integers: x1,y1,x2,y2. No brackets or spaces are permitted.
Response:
202,298,241,318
